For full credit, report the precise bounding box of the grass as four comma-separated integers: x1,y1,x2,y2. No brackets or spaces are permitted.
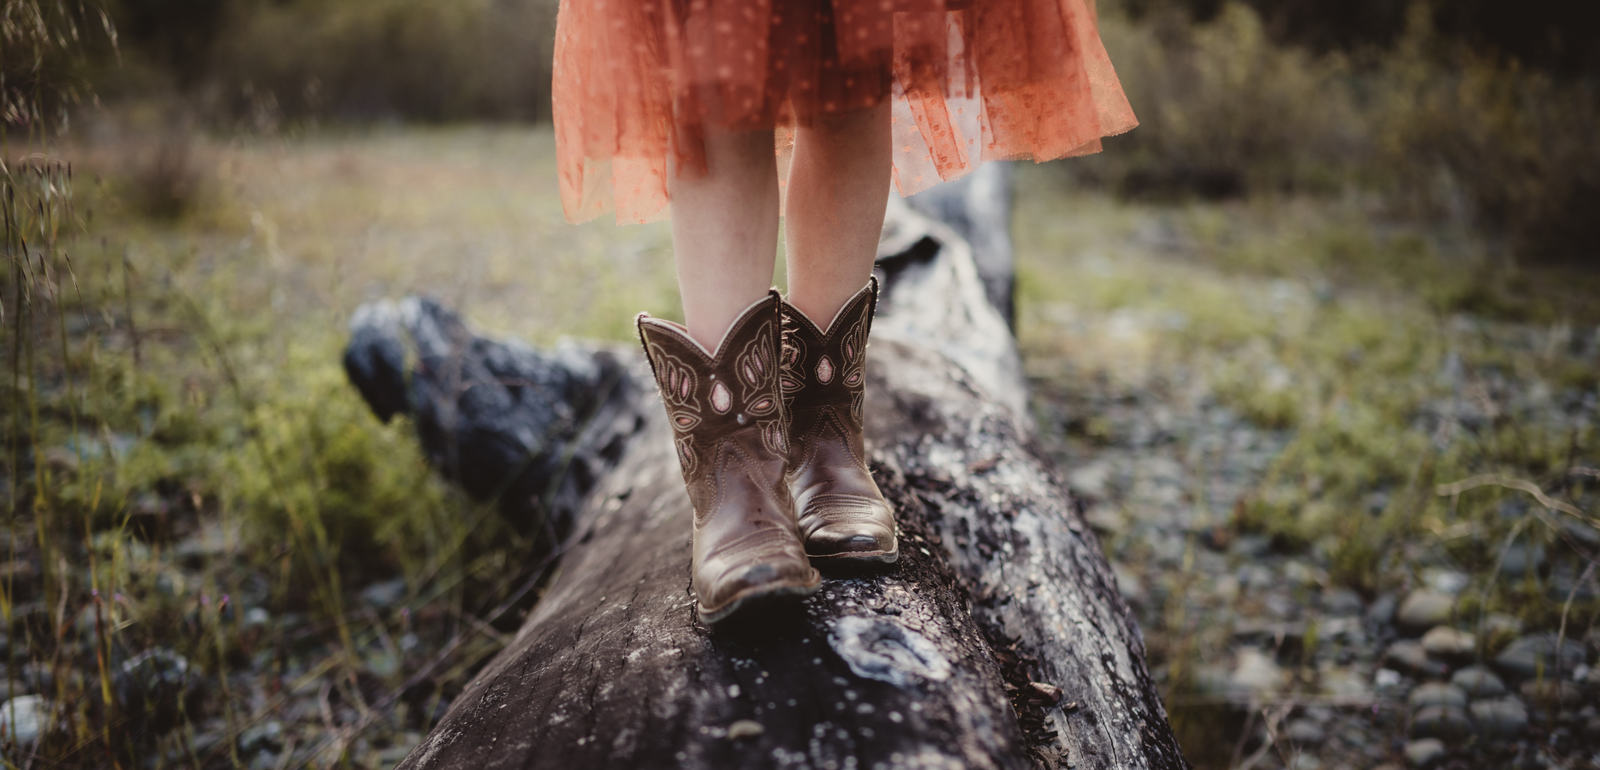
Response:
3,124,685,766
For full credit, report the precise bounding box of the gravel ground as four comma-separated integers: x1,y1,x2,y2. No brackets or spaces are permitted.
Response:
1027,302,1600,769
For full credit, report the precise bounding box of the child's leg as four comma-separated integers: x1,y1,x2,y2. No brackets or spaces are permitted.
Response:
778,101,899,565
650,125,820,625
669,128,781,350
784,101,893,326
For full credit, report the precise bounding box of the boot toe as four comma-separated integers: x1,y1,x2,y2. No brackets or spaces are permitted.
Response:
800,498,898,560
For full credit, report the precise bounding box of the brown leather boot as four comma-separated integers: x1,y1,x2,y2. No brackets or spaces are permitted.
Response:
637,290,820,623
780,277,899,564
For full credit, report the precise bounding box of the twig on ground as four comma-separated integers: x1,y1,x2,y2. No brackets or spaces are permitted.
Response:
1437,474,1592,523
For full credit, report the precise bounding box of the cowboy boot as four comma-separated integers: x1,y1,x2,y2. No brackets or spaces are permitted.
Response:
781,277,898,564
637,290,821,623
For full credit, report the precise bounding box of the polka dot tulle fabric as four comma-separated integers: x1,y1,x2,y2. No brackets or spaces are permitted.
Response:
553,0,1137,223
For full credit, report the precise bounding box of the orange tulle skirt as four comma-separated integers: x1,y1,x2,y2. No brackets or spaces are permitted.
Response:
553,0,1137,224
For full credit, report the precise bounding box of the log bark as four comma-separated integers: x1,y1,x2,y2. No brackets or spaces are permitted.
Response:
346,163,1187,769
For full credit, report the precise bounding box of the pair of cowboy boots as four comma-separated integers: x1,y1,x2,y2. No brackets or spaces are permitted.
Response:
636,278,896,624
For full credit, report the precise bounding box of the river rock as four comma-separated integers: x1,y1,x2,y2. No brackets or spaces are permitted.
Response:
1385,640,1449,679
1470,697,1528,740
1420,626,1475,660
1494,633,1588,680
1397,591,1455,634
1450,666,1506,699
0,695,46,744
1407,683,1467,710
1404,738,1447,768
1409,705,1473,740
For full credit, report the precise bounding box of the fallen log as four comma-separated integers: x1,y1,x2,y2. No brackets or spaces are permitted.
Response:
346,163,1187,769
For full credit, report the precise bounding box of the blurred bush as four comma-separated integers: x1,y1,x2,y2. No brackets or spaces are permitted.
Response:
1081,1,1600,262
93,0,558,124
210,0,558,123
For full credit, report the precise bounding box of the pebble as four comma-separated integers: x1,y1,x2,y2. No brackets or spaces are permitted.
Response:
1404,738,1447,768
1321,588,1364,616
1367,594,1398,627
0,695,46,744
1469,697,1528,740
1449,666,1506,699
1397,591,1455,633
726,720,764,740
1421,568,1470,595
360,578,408,608
1384,641,1448,679
1419,626,1475,660
1230,648,1286,695
1500,543,1545,578
1407,683,1466,710
1230,534,1272,559
1494,633,1587,680
1408,705,1473,740
1284,718,1325,745
239,720,283,753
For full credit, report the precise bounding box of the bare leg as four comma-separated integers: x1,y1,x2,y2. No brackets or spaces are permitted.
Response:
784,102,893,327
670,129,781,351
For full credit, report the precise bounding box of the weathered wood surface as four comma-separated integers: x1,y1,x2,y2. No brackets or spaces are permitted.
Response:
348,163,1187,769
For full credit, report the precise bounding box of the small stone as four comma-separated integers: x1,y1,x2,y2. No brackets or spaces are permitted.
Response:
1367,593,1398,627
1404,738,1447,768
1284,718,1324,745
1409,705,1473,740
1375,668,1403,689
1230,535,1272,559
726,720,764,740
1397,591,1455,634
1407,683,1467,710
0,695,46,744
1500,544,1546,578
1320,667,1372,700
1450,666,1506,699
1420,626,1476,660
1321,589,1364,616
239,720,283,753
1562,520,1600,549
1422,568,1470,595
1494,633,1587,680
360,578,407,608
1230,648,1285,695
1470,697,1528,740
1384,641,1449,679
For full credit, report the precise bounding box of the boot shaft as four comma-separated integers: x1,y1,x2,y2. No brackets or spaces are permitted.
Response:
780,277,878,458
637,291,790,515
